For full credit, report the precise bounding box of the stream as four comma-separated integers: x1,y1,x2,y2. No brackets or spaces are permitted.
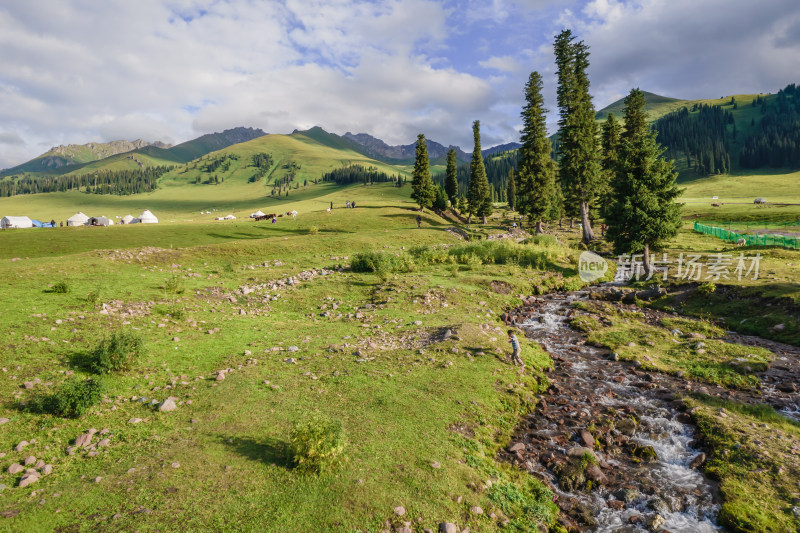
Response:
507,291,722,532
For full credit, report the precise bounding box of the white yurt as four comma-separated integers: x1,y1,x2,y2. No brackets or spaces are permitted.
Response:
1,216,33,229
250,210,266,218
138,210,159,224
121,214,137,225
67,212,90,227
224,214,236,220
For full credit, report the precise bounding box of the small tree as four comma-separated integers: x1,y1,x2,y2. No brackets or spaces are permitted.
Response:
467,120,491,224
506,168,516,211
444,148,459,205
432,185,448,211
605,88,683,278
410,134,435,210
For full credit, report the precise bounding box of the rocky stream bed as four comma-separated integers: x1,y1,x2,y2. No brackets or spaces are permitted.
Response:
500,289,800,532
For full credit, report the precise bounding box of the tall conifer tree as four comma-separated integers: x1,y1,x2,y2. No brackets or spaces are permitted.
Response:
554,29,602,244
599,113,622,216
517,71,557,234
506,168,516,211
444,148,459,205
605,88,682,277
467,120,491,223
410,134,435,210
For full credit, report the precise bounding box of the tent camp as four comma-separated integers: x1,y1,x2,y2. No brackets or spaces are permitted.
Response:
1,216,33,229
121,215,137,224
224,214,236,220
67,212,90,227
250,210,266,218
89,216,112,226
138,210,158,224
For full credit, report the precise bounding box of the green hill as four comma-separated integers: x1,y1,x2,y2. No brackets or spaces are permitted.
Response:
0,130,411,221
595,91,687,121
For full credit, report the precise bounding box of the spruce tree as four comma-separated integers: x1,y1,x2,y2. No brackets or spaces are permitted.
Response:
516,71,557,234
444,149,459,205
506,168,516,211
410,134,435,210
605,88,682,278
467,120,491,224
554,29,602,244
599,113,622,216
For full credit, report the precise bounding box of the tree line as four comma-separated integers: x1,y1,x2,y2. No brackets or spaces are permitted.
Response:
740,84,800,168
321,164,401,186
410,29,682,277
0,166,173,197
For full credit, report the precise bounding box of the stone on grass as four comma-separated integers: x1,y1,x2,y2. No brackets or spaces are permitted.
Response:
171,462,180,468
470,506,483,515
288,346,300,352
8,464,24,475
159,398,178,412
18,473,39,488
98,439,111,447
75,433,92,448
438,523,459,533
431,461,441,469
128,418,143,424
40,465,53,475
0,418,9,425
23,456,36,466
14,441,28,452
394,506,406,517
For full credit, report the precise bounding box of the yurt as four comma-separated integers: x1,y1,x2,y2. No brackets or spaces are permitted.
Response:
137,210,158,224
67,212,90,227
250,210,266,218
1,216,33,229
121,215,137,224
224,214,236,220
89,216,112,226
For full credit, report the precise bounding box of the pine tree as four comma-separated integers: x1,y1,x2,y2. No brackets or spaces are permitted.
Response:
599,113,622,217
516,71,557,234
605,88,682,278
506,168,516,211
467,120,492,223
410,134,435,210
554,29,602,244
444,149,459,205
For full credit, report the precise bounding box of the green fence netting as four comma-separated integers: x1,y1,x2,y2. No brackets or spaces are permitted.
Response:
694,221,800,250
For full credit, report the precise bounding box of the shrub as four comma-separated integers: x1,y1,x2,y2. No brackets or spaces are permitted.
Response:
27,377,104,418
163,274,184,295
350,251,415,274
308,225,319,235
698,282,717,295
90,330,146,373
51,280,70,293
289,413,346,473
85,288,101,304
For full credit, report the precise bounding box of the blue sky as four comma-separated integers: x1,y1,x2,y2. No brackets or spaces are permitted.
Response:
1,0,799,168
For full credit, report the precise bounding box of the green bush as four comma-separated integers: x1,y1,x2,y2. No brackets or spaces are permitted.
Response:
26,377,104,418
90,330,146,373
289,413,346,473
51,280,70,293
308,225,319,235
350,251,415,274
163,274,184,295
85,288,101,304
698,281,717,295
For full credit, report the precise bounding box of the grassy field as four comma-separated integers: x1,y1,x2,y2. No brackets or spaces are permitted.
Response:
0,189,581,532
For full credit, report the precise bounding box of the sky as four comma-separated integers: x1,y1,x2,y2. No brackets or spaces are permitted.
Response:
1,0,799,169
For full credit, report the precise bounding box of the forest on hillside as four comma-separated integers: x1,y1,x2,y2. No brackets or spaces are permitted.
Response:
0,166,173,197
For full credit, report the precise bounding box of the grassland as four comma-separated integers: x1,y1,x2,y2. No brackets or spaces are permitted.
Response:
0,189,580,532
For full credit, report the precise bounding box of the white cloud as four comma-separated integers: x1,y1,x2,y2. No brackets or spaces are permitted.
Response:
479,55,521,72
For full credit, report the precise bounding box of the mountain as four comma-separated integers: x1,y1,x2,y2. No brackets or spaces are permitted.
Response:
341,131,520,163
166,126,267,162
595,91,687,121
1,139,172,175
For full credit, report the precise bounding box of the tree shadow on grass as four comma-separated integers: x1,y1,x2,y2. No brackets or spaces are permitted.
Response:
67,351,96,373
220,435,293,469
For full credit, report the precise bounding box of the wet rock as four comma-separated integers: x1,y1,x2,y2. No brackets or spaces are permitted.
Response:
649,497,670,514
579,429,595,449
689,453,706,469
614,488,640,503
616,418,637,436
585,464,607,485
508,442,525,453
646,513,665,531
553,459,587,492
632,445,658,463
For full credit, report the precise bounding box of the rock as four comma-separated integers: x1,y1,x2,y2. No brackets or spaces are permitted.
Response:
40,465,53,475
508,442,525,453
566,446,594,458
14,441,28,452
394,506,406,517
23,456,36,466
633,445,658,463
34,460,44,469
413,321,423,326
22,381,35,390
774,323,786,332
128,418,143,424
689,453,706,469
646,513,665,531
171,462,180,468
94,476,102,483
75,433,92,448
469,506,483,515
0,418,9,424
172,337,180,342
431,461,441,469
216,372,226,381
159,398,178,412
580,430,595,449
18,472,39,488
288,346,300,352
8,463,24,475
98,439,111,447
585,464,607,485
438,524,459,533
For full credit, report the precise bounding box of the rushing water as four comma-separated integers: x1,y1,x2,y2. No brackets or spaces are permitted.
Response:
518,292,722,532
